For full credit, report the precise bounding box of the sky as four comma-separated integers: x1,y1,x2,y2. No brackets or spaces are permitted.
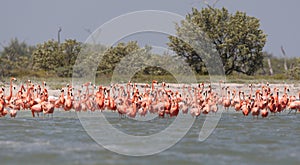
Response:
0,0,299,57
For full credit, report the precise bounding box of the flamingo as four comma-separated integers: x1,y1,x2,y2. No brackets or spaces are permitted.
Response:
116,97,127,118
0,87,6,115
261,107,268,118
2,79,300,120
210,94,218,114
287,101,300,114
55,88,65,108
128,92,138,118
95,86,105,110
222,87,231,111
251,100,260,119
64,85,73,111
42,102,55,118
233,91,242,111
241,92,250,116
190,88,201,117
73,90,82,112
170,98,179,117
4,77,17,103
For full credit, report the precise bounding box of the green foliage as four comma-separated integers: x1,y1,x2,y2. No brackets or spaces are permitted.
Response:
32,39,81,77
0,38,35,77
287,57,300,79
97,41,143,75
257,52,300,80
168,7,267,75
72,41,154,79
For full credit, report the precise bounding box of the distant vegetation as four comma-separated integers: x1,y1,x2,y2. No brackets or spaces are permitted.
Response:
0,6,299,82
168,7,267,75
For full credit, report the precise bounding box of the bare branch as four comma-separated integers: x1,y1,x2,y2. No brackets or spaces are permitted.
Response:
58,26,62,44
267,58,273,75
212,0,220,8
281,46,288,71
84,28,101,44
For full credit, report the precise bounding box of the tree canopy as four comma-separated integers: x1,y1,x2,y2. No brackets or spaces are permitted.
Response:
168,7,267,75
32,39,81,77
0,38,35,77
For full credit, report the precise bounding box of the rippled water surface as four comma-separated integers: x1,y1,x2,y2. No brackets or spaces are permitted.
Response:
1,110,300,165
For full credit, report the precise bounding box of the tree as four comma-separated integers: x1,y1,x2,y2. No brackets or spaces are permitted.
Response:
0,38,34,77
74,41,176,79
32,40,60,72
56,39,81,77
97,41,146,75
287,57,300,80
168,7,267,75
32,39,81,77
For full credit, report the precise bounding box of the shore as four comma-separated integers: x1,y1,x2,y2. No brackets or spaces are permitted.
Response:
43,82,300,99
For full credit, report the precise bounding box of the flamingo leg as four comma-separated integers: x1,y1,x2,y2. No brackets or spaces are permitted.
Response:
31,111,35,117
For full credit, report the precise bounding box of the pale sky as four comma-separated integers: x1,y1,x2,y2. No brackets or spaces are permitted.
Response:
0,0,299,57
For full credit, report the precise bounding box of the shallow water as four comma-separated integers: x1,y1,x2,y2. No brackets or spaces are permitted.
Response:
1,110,300,165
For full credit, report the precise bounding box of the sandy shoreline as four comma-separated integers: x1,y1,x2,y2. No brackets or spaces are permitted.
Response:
1,78,299,97
43,82,300,98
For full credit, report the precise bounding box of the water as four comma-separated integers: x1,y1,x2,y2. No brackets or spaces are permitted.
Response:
1,110,300,165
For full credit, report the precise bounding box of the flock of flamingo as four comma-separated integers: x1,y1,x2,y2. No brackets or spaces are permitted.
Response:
0,77,300,119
